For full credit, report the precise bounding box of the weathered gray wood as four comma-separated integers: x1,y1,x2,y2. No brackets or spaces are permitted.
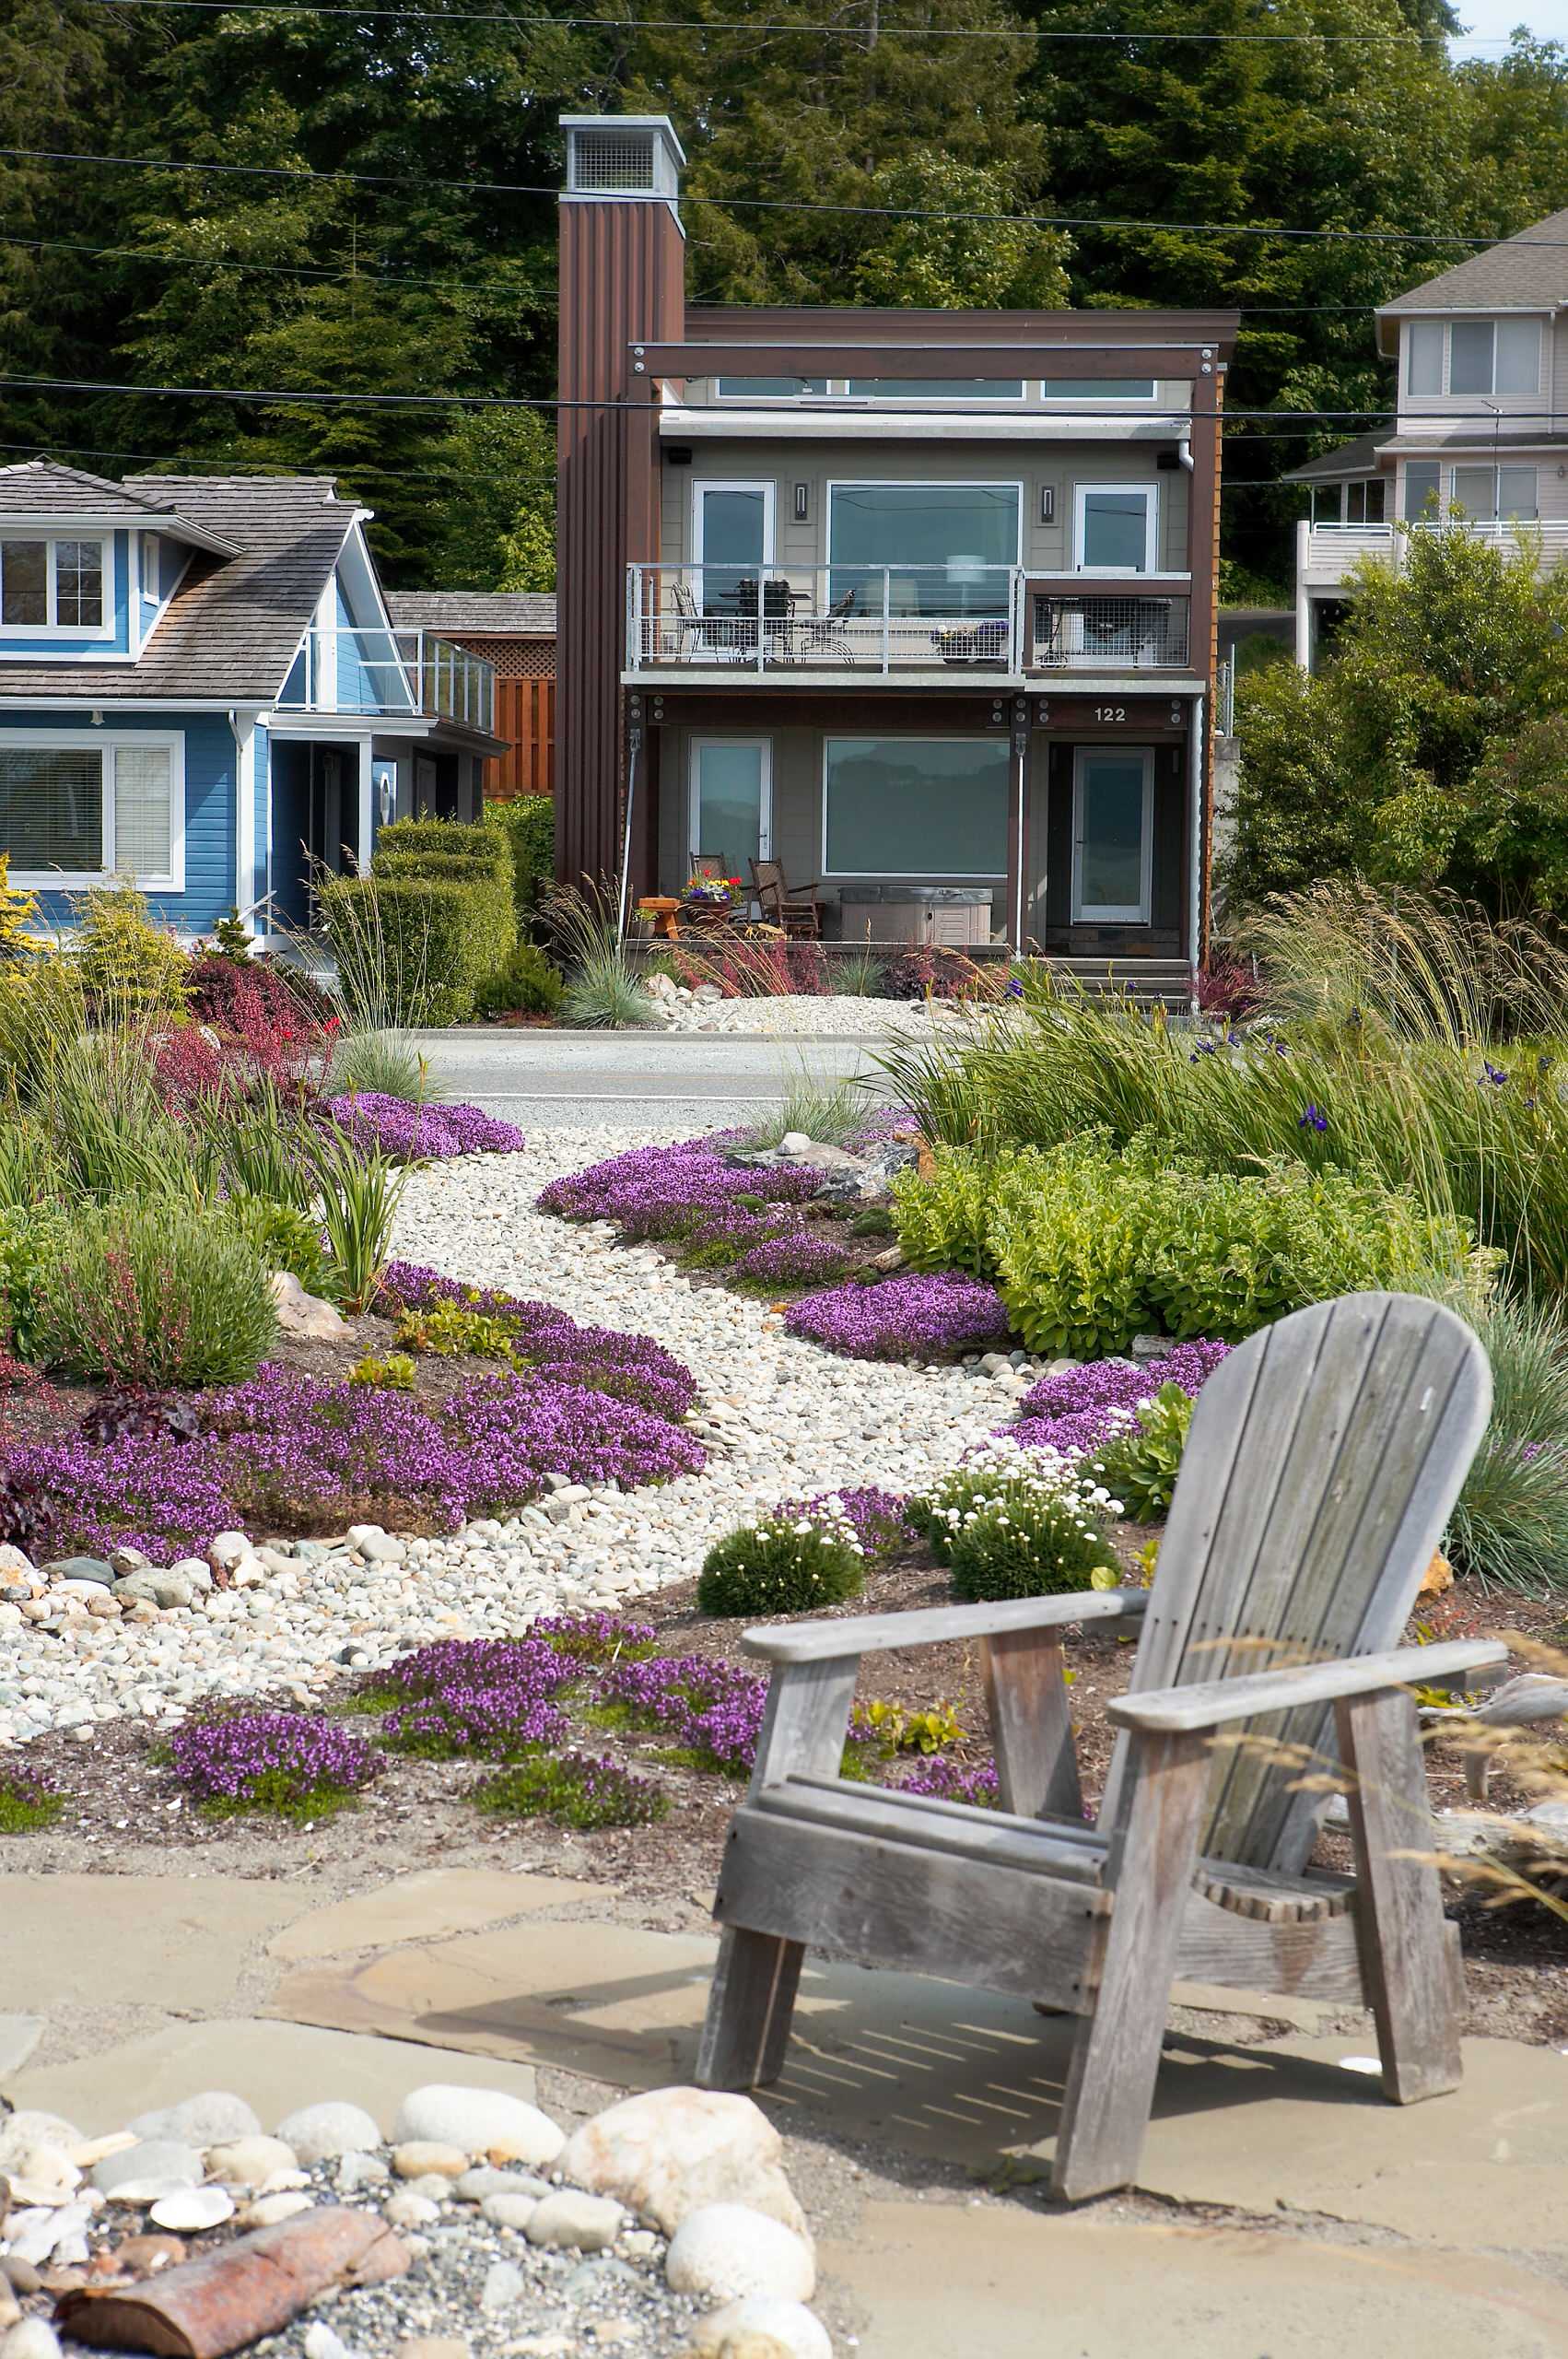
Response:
1102,1294,1492,1873
1335,1688,1463,2103
714,1809,1108,2009
741,1589,1146,1664
784,1771,1102,1851
1053,1729,1212,2201
1106,1638,1504,1733
698,1652,859,2093
754,1775,1104,1882
982,1629,1084,1822
1174,1884,1365,1999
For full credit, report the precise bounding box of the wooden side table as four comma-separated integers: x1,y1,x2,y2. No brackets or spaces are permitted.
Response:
637,897,683,942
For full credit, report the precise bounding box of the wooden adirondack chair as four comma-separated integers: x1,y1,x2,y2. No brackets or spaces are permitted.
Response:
696,1291,1504,2201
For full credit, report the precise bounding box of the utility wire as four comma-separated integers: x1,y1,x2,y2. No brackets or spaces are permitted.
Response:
0,144,1553,251
69,0,1509,39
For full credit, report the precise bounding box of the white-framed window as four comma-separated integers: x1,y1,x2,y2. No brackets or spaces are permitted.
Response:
1402,461,1441,521
689,737,772,879
706,379,1159,405
1071,746,1153,924
0,732,184,888
822,736,1010,877
843,379,1024,402
0,535,111,637
692,480,776,612
1073,483,1158,574
714,378,828,399
1039,379,1156,403
1404,317,1542,399
1449,464,1539,522
825,480,1023,617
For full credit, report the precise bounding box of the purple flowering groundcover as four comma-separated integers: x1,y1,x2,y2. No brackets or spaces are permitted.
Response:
1008,1338,1231,1457
322,1094,525,1161
784,1272,1012,1362
168,1710,380,1818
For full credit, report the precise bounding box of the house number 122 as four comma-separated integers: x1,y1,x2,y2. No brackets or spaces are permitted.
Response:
1093,705,1128,722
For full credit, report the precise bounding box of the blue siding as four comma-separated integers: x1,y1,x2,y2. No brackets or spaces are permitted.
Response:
0,532,133,659
3,708,236,935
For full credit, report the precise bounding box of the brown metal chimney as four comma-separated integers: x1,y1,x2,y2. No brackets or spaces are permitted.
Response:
556,114,686,887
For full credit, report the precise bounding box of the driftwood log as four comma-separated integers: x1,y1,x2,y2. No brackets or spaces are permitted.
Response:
56,2207,409,2359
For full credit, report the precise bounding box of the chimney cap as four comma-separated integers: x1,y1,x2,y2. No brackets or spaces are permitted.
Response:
562,114,685,204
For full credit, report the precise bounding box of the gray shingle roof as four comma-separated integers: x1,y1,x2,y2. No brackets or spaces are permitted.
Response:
0,459,184,520
1379,209,1568,316
0,474,357,703
386,591,556,635
1282,433,1388,485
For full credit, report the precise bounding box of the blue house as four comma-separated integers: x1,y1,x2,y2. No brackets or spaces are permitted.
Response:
0,462,503,941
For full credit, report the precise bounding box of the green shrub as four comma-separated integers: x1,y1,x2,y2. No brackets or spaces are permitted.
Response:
393,1299,517,1360
472,1752,669,1829
307,1123,407,1312
31,1203,278,1386
0,1205,68,1359
371,822,515,996
321,875,497,1026
228,1194,334,1299
1086,1382,1195,1520
0,957,88,1101
930,1449,1123,1602
697,1511,865,1616
43,1032,203,1204
892,1143,1024,1280
0,1116,64,1215
0,1772,63,1834
486,795,555,921
474,941,565,1019
71,884,190,1019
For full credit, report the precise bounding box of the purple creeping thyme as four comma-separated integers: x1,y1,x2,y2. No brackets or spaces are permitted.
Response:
473,1749,669,1829
528,1612,658,1661
169,1711,380,1814
731,1232,856,1288
895,1754,1000,1809
537,1139,823,1235
368,1635,583,1704
784,1272,1012,1362
776,1485,921,1561
382,1689,569,1759
321,1094,526,1161
1008,1339,1230,1458
596,1652,773,1776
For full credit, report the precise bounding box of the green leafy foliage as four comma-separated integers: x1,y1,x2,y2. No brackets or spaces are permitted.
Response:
30,1203,278,1387
228,1194,334,1300
71,886,191,1020
321,875,497,1027
0,1205,67,1361
472,1753,669,1831
473,941,565,1020
928,1449,1123,1604
0,1773,64,1834
1444,1292,1568,1595
857,1698,965,1756
327,1029,432,1106
307,1124,407,1314
1087,1383,1196,1521
697,1514,865,1617
486,797,556,921
348,1350,417,1391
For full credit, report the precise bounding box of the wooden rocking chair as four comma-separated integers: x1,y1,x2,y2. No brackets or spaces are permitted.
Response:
750,859,823,940
697,1292,1503,2201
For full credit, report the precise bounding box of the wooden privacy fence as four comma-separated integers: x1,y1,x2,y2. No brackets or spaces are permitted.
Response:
486,675,556,800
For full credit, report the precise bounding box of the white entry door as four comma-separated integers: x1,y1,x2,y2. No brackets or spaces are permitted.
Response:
1071,747,1153,923
690,738,772,881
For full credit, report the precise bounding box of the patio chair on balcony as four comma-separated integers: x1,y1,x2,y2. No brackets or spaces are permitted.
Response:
751,860,823,939
800,587,859,664
670,579,743,663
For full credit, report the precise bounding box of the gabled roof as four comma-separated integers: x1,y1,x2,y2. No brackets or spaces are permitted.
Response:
386,591,556,636
1376,209,1568,350
0,459,240,552
1282,433,1389,486
0,471,360,704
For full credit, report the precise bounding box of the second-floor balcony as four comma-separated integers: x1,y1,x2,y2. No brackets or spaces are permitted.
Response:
1299,516,1568,593
626,565,1192,678
277,628,496,732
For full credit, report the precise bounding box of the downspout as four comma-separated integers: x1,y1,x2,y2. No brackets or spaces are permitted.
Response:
1188,693,1205,999
617,699,644,940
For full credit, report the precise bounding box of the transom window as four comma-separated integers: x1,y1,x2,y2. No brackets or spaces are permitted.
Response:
1040,379,1155,402
1405,318,1541,399
822,736,1009,876
826,482,1021,616
0,735,182,886
0,536,108,633
709,379,1159,405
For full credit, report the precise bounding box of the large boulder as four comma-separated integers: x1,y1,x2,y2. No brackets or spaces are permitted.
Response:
557,2087,806,2239
269,1272,352,1341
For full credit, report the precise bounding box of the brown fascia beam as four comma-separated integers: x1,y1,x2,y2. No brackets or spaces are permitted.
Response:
682,306,1242,356
632,342,1229,381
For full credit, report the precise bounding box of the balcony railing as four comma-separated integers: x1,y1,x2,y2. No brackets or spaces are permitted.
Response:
277,628,495,731
627,565,1198,676
1299,517,1568,591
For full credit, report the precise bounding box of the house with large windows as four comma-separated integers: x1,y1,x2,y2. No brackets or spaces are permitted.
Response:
0,463,501,941
556,115,1237,978
1288,207,1568,669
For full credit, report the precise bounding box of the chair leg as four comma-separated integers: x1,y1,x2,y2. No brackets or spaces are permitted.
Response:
1335,1691,1463,2104
1051,1730,1211,2202
696,1927,805,2092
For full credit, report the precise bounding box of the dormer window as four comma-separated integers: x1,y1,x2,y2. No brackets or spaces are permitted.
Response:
0,535,108,634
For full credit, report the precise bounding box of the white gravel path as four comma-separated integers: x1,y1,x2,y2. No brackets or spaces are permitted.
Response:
0,1123,1028,1744
651,990,987,1037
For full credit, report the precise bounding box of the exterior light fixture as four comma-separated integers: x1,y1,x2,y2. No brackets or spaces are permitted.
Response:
1039,485,1055,523
793,482,809,522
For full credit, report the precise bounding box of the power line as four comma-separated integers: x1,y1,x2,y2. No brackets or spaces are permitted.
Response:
70,0,1508,40
0,143,1550,250
0,226,541,297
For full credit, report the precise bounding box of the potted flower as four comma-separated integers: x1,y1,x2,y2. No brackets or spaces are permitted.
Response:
680,871,744,919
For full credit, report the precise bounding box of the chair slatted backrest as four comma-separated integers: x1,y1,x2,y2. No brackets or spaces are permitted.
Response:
752,860,786,919
1100,1293,1492,1874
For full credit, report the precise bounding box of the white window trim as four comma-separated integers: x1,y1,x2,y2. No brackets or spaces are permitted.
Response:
1071,745,1154,924
1403,316,1544,400
688,736,773,870
0,728,185,891
820,734,1011,880
1446,462,1539,522
0,534,114,642
1073,482,1159,576
692,479,778,568
825,479,1024,604
708,379,1157,406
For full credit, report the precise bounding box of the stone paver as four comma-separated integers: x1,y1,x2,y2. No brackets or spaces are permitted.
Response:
6,2017,539,2137
0,1874,298,2011
0,2013,42,2074
265,1868,603,1963
824,2203,1568,2359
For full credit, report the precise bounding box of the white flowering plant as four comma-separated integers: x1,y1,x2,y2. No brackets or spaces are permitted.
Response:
697,1503,866,1617
916,1437,1125,1602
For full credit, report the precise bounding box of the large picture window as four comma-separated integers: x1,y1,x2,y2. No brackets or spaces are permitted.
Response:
1405,318,1541,399
826,482,1021,617
823,737,1009,876
0,734,182,886
0,536,109,634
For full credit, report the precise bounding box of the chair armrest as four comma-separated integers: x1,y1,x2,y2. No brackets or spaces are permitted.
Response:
742,1587,1148,1665
1106,1638,1508,1735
